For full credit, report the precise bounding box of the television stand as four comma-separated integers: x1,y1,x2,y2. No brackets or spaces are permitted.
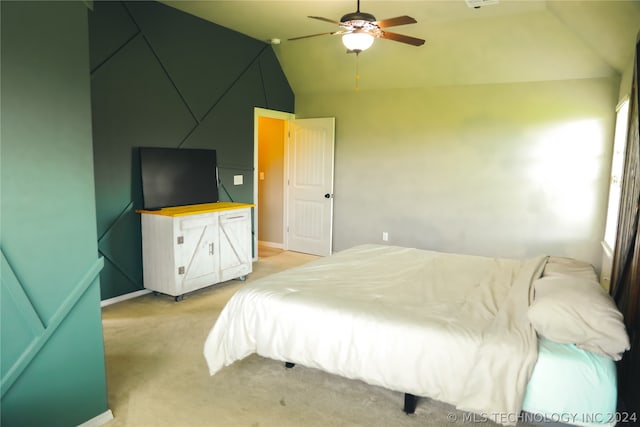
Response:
137,202,254,300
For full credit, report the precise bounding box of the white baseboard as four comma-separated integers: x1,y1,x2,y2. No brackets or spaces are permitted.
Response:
258,240,283,249
77,409,113,427
101,289,151,307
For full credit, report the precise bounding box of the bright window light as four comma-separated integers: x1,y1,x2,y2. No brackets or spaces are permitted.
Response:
603,98,630,251
527,119,604,230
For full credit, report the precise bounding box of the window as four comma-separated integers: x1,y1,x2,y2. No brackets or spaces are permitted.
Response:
603,97,630,251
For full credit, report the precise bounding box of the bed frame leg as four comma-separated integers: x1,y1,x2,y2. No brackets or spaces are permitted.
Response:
284,362,295,368
403,393,417,414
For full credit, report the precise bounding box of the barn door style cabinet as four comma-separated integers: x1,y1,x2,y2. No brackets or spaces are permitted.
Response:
138,202,254,301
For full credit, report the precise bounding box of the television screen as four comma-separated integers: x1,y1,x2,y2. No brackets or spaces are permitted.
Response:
139,147,219,210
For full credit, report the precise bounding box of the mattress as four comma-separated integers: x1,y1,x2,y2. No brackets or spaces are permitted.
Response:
204,244,621,426
522,337,617,427
204,244,548,425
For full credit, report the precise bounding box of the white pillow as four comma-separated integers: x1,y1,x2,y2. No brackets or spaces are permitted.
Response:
543,257,598,282
528,276,630,360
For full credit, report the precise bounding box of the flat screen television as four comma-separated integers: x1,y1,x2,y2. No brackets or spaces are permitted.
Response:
139,147,219,210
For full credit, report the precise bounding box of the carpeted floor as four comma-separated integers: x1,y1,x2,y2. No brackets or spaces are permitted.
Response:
101,250,540,427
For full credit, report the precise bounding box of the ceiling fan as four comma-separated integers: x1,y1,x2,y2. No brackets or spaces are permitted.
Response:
288,0,426,53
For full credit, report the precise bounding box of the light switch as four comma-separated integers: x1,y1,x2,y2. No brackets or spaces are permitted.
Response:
259,172,265,181
234,175,243,185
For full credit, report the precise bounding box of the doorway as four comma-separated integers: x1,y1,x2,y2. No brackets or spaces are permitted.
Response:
254,108,293,259
254,108,335,258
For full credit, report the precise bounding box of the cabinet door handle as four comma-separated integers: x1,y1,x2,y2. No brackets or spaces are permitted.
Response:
225,215,244,220
209,243,214,255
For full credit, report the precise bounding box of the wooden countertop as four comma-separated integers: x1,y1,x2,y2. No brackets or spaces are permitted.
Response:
136,202,254,217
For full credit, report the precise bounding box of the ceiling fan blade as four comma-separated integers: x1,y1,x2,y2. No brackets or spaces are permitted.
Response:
308,16,343,25
374,16,417,28
379,31,425,46
288,31,338,41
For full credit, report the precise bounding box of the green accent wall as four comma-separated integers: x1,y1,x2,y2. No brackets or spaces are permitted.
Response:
89,1,294,300
1,1,109,425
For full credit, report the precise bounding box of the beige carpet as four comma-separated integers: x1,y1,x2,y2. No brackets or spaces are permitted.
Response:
101,250,540,427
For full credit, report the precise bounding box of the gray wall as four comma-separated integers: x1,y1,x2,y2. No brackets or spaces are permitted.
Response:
297,77,620,270
89,1,294,300
1,1,109,425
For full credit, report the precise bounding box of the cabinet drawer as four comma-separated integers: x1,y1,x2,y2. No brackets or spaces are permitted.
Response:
179,213,217,230
219,209,249,224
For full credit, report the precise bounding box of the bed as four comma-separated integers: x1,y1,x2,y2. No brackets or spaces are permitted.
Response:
522,338,618,427
204,244,630,426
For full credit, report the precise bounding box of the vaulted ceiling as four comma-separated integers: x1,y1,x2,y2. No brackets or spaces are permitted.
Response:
163,0,640,94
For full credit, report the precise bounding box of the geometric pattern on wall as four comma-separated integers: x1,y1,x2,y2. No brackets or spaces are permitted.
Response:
182,61,267,166
91,34,197,236
88,1,138,71
89,1,294,300
260,48,297,114
126,1,267,122
1,250,104,398
97,206,143,298
2,1,110,424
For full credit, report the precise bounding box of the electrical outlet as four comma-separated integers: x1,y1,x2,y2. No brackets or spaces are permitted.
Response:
382,232,389,241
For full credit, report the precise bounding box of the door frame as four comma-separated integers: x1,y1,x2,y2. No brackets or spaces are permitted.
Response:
253,107,294,260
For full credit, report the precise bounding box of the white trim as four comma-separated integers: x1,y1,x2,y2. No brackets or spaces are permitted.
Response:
258,240,283,249
77,409,113,427
616,94,630,112
100,289,151,307
283,120,291,252
601,240,614,259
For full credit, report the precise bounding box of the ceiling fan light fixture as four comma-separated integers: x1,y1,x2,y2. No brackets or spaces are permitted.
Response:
342,31,374,52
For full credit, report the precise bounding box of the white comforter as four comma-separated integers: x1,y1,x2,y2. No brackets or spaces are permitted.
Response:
204,244,548,425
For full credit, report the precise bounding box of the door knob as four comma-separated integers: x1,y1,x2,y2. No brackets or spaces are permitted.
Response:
324,193,332,198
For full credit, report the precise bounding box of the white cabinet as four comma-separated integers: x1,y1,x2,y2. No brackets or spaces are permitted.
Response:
176,212,220,294
218,209,252,281
139,203,253,300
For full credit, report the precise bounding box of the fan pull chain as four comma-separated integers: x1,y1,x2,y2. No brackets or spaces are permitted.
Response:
354,52,360,92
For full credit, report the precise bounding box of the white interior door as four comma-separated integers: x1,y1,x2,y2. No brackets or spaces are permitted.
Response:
285,118,335,256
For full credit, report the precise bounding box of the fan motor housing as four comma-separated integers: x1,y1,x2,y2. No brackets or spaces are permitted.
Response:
341,11,376,23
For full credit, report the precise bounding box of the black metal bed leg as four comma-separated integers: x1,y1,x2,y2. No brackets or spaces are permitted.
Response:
284,362,295,368
403,393,417,414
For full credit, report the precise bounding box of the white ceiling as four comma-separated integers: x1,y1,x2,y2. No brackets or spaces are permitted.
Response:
163,0,640,94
